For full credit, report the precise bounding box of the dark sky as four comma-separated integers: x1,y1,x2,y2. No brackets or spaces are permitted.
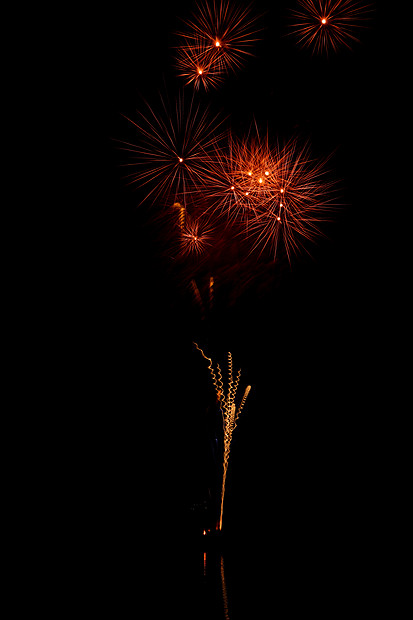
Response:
92,1,396,542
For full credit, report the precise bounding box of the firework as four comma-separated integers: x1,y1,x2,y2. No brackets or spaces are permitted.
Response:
247,137,338,262
180,216,215,258
194,343,251,531
175,0,261,89
202,127,337,262
118,92,337,266
289,0,373,54
204,128,280,227
117,91,223,207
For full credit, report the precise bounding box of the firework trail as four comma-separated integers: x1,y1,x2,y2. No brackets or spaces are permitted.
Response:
289,0,373,54
194,343,251,531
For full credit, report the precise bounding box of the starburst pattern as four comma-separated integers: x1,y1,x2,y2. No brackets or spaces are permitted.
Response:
175,0,261,89
203,129,337,262
246,138,337,261
289,0,372,54
180,216,215,258
118,102,337,265
117,92,223,206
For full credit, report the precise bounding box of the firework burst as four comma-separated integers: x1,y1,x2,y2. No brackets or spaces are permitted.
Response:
180,215,215,258
205,128,280,226
247,137,338,262
289,0,373,54
203,127,338,262
175,0,261,89
117,91,223,207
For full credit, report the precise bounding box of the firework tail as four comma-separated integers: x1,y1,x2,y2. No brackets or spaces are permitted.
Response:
190,279,205,319
209,275,214,310
173,201,186,232
194,343,251,531
219,383,251,530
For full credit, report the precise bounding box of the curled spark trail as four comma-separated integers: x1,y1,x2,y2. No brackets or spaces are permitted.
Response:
194,343,251,531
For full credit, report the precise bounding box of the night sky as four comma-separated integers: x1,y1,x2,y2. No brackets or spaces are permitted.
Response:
90,1,400,566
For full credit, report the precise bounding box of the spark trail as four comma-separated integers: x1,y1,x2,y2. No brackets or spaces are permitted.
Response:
194,343,251,530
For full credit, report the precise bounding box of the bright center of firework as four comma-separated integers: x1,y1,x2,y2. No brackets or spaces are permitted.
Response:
231,185,235,190
258,177,263,183
280,188,284,193
215,39,221,47
179,157,183,163
265,171,269,176
248,171,252,176
321,18,327,24
198,68,203,75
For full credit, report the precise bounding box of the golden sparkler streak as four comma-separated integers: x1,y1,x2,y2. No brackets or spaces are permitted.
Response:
194,343,251,531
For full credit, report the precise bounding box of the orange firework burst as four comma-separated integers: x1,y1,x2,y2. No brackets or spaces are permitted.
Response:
204,128,278,225
175,0,261,89
289,0,373,54
247,137,338,262
180,215,215,258
201,126,338,262
117,91,223,206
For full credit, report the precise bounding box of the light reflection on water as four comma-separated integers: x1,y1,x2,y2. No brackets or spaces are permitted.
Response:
200,550,231,620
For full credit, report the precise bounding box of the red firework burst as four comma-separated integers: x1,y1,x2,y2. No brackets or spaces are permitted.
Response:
289,0,373,54
117,92,223,206
175,0,261,89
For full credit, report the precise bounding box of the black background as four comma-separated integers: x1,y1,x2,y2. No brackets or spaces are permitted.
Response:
82,1,403,602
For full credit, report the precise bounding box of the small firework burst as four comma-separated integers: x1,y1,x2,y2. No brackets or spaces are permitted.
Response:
180,216,215,258
117,91,223,206
175,0,261,89
289,0,373,54
175,35,225,91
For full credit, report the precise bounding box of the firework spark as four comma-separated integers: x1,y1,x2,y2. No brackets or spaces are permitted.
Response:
194,343,251,531
289,0,373,54
175,0,261,89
